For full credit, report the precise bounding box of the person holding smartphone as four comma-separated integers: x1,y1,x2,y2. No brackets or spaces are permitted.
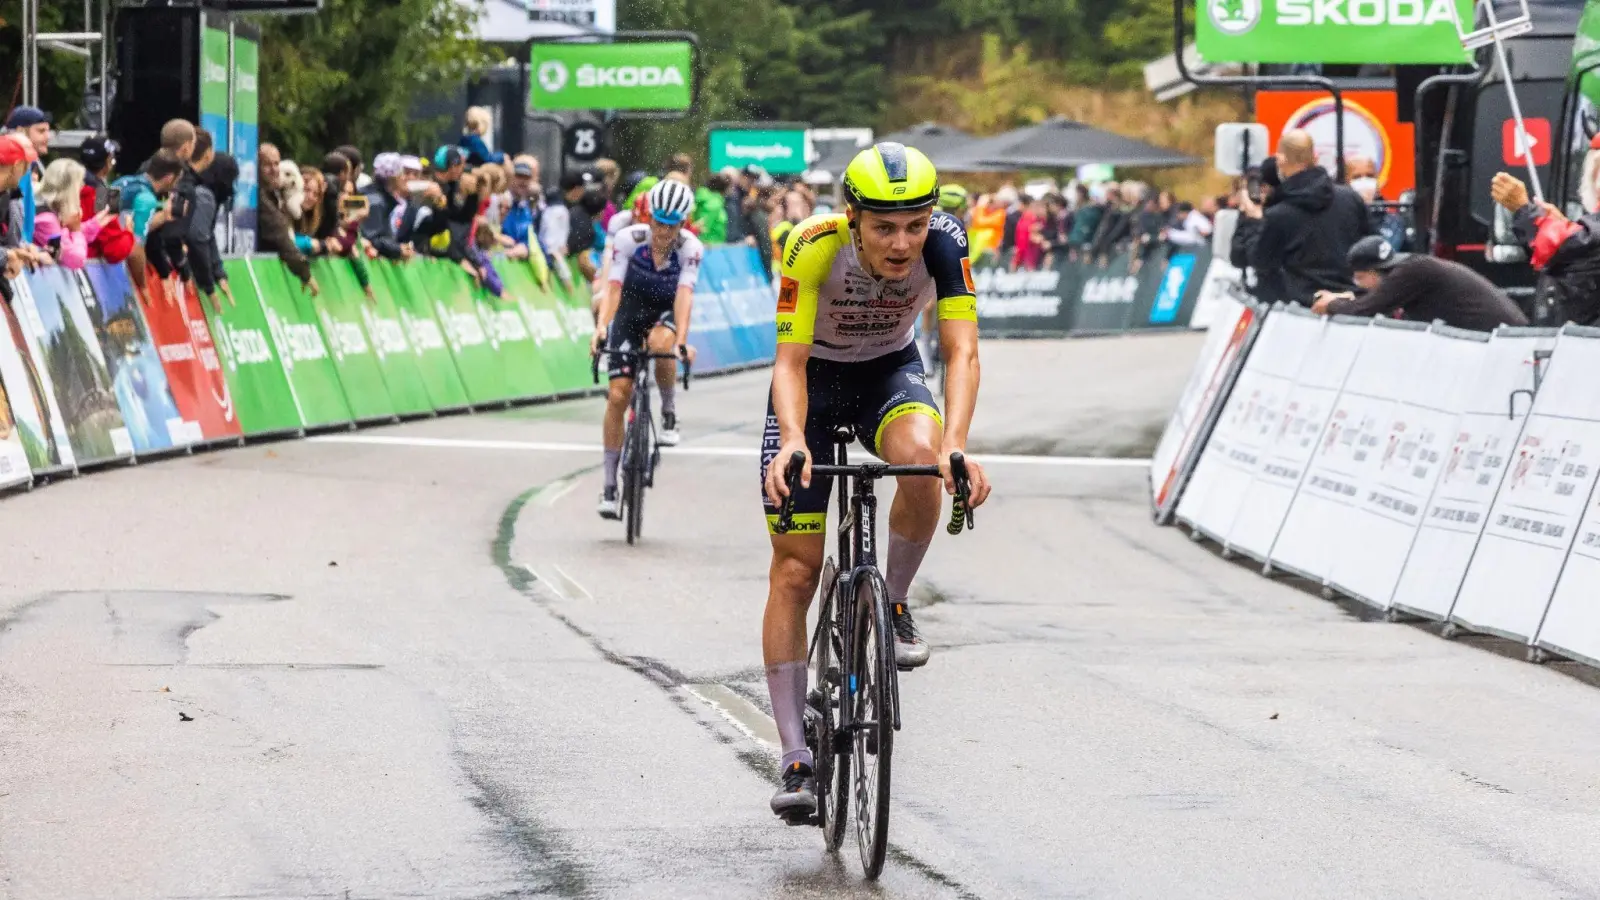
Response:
76,135,135,264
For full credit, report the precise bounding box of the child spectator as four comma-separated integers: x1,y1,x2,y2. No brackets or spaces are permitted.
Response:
458,107,506,167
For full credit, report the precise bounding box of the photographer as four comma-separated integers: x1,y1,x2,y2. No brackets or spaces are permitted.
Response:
1312,235,1527,330
1493,171,1600,326
77,136,135,264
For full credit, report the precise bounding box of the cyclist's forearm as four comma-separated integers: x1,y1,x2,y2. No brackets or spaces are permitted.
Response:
940,327,980,451
772,348,810,444
674,285,693,344
598,281,622,331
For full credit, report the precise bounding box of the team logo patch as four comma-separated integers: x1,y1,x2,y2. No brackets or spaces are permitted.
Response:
778,277,800,313
961,257,976,294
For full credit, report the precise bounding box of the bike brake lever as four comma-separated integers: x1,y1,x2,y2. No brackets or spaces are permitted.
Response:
946,452,975,534
774,451,806,534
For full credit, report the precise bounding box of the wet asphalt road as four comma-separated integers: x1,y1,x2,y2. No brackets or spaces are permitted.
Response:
5,334,1600,899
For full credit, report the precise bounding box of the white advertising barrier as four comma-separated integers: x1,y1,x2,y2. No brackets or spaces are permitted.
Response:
1536,339,1600,664
1187,257,1245,331
1388,328,1556,621
1325,325,1490,610
1149,295,1259,523
1450,327,1600,644
1228,313,1368,564
1174,306,1323,543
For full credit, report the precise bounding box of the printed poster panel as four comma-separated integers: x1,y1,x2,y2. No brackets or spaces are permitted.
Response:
21,267,134,463
1326,329,1487,609
1389,331,1555,620
82,262,188,453
246,258,352,428
1538,467,1600,665
1450,330,1600,642
138,270,242,442
1228,314,1365,560
357,265,435,417
0,282,72,472
497,258,590,394
308,259,396,423
371,260,470,411
213,258,305,434
1150,294,1253,519
974,262,1076,335
472,281,557,401
420,260,510,405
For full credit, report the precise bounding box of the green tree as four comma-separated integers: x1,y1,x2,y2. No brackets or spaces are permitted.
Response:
0,0,94,129
259,0,486,161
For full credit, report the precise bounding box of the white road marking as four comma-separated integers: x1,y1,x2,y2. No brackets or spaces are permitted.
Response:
538,476,581,507
684,683,781,748
548,565,592,601
311,434,1149,467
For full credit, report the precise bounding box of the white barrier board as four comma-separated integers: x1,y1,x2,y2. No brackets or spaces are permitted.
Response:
1188,258,1244,331
1451,330,1600,642
1175,309,1320,541
1271,321,1432,584
1228,316,1367,562
1326,328,1489,609
1149,296,1252,520
1390,331,1554,620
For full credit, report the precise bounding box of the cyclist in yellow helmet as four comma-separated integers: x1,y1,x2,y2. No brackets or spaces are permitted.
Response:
937,183,970,216
760,141,992,819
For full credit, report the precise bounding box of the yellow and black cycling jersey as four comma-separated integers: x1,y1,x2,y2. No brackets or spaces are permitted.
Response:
776,210,978,363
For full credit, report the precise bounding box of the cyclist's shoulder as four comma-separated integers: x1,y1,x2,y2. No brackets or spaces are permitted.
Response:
779,213,849,280
922,210,970,261
678,230,706,257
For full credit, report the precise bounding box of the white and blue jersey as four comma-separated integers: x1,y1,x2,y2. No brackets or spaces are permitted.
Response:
606,224,704,316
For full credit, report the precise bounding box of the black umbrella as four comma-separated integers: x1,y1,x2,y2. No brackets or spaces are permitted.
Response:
940,116,1198,171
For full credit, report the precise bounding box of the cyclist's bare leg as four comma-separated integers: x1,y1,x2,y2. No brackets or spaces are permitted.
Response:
878,412,943,611
764,533,825,769
602,376,634,493
648,324,678,419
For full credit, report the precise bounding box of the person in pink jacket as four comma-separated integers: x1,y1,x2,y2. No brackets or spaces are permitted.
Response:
32,158,113,270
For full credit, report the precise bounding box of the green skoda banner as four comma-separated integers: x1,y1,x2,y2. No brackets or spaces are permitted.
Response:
371,261,471,412
477,287,557,400
530,41,694,111
419,261,510,405
310,260,398,422
214,259,303,435
359,268,435,417
709,129,808,175
250,258,352,428
499,262,591,393
1196,0,1473,63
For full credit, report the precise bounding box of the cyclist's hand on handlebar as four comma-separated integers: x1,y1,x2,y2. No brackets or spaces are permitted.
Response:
590,327,606,356
940,448,991,509
764,442,811,509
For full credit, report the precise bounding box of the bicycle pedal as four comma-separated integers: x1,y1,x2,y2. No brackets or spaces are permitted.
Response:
780,810,816,827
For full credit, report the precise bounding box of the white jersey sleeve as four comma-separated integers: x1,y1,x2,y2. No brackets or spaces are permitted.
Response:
677,233,705,291
607,225,647,285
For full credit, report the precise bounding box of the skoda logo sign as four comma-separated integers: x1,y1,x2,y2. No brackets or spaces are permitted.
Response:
538,60,569,93
1208,0,1261,34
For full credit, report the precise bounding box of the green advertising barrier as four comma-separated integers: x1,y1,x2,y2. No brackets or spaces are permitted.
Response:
214,258,305,435
418,259,510,405
371,260,471,412
473,280,557,400
359,265,437,418
498,260,591,393
249,257,353,428
309,260,397,423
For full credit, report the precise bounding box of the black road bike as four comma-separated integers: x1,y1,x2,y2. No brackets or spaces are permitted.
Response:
773,432,973,879
593,347,689,545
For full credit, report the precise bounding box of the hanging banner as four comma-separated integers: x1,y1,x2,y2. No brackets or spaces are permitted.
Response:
0,285,72,474
213,258,305,435
20,267,135,463
248,259,352,428
1196,0,1474,64
498,257,591,393
419,261,510,405
473,283,558,401
974,264,1075,334
230,33,261,251
1255,91,1416,194
139,271,242,442
358,266,435,418
82,263,189,452
1450,328,1600,643
529,41,694,112
709,129,809,175
371,261,471,412
308,260,396,423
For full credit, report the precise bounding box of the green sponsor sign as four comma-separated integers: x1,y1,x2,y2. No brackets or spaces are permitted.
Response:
709,129,807,175
232,36,259,126
531,41,693,112
371,261,471,411
214,258,304,434
474,285,557,400
499,259,592,393
1196,0,1472,63
359,267,435,417
418,260,510,405
309,260,396,422
250,257,352,427
201,28,230,123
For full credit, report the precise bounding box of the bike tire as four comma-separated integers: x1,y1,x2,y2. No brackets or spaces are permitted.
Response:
625,419,647,544
851,570,895,879
811,563,850,852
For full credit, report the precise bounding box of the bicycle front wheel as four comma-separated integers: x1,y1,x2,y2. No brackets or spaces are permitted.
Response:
625,418,648,544
850,570,895,879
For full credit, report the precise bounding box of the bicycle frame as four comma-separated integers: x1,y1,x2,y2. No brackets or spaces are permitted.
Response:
827,437,902,734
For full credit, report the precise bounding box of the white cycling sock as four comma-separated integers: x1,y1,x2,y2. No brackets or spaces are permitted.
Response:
766,660,812,770
886,531,931,606
658,380,676,417
603,448,621,492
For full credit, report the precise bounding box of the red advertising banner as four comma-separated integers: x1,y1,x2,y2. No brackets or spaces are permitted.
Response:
139,271,242,441
1255,90,1416,196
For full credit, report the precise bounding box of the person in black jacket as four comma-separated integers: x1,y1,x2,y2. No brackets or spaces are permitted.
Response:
1233,130,1373,305
1312,235,1528,330
189,152,238,312
1494,171,1600,326
360,152,413,262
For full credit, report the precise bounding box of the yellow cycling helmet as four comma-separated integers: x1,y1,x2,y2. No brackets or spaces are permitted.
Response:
843,142,939,212
938,183,969,211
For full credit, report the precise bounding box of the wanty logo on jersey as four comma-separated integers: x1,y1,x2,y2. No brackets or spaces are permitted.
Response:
1082,274,1139,305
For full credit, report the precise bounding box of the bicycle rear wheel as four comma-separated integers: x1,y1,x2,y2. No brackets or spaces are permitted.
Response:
850,570,895,879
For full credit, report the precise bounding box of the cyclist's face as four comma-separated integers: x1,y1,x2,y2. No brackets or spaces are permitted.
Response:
649,219,681,249
854,208,932,279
